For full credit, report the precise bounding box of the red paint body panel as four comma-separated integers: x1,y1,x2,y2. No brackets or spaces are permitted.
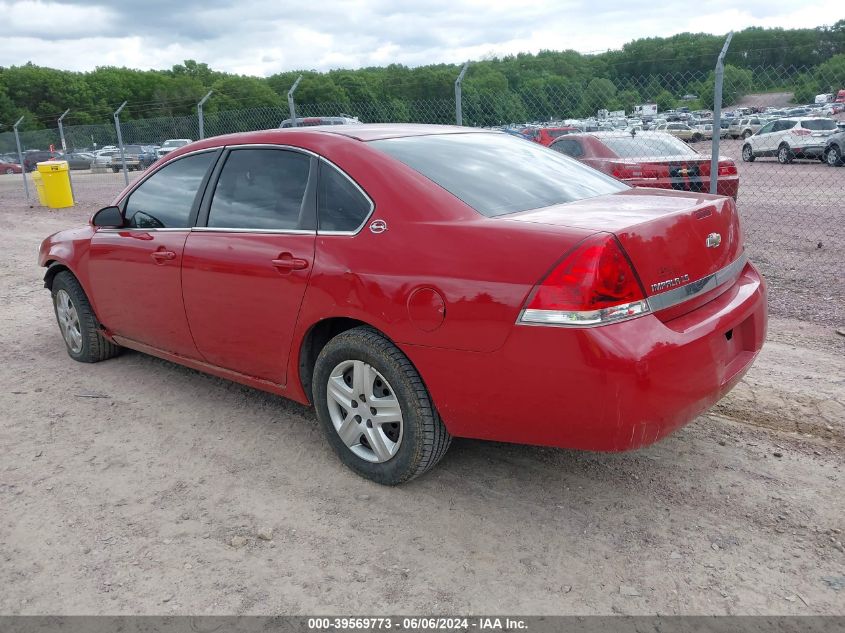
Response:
39,125,768,454
181,232,315,382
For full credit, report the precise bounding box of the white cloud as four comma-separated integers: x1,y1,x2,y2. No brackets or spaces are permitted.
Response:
0,0,840,74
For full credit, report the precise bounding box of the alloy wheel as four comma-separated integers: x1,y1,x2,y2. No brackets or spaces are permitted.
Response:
742,145,753,161
55,289,83,353
326,359,403,463
827,148,841,166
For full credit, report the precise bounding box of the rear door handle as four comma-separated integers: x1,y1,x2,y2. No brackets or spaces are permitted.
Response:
150,250,176,262
271,253,309,272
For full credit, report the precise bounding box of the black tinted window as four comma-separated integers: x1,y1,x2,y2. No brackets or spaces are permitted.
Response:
370,133,626,217
773,120,795,132
124,152,215,229
208,149,311,230
802,119,837,131
551,139,584,158
318,162,372,232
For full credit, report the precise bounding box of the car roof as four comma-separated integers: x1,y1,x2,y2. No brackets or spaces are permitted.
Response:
206,123,488,144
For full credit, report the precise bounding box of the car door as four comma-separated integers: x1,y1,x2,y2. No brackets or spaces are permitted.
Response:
87,150,220,356
752,121,776,154
180,147,317,384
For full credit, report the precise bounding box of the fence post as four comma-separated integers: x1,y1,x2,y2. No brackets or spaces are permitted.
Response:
197,91,213,140
57,109,75,201
710,31,733,195
13,116,30,202
113,101,129,186
288,76,302,127
455,62,469,126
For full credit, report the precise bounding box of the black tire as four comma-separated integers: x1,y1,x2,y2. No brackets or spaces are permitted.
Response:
51,271,121,363
692,133,702,143
826,145,843,167
312,326,451,485
111,167,119,173
741,144,755,162
777,144,793,164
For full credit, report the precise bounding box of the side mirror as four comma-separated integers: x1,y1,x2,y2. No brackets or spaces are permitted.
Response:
92,206,124,228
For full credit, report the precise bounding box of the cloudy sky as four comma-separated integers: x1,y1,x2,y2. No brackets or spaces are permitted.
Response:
0,0,840,75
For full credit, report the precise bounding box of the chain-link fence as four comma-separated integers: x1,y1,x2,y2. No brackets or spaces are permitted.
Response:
1,63,843,324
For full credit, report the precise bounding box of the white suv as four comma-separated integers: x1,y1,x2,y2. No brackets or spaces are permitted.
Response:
741,117,839,164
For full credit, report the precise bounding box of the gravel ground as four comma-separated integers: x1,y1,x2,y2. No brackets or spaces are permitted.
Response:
0,162,843,616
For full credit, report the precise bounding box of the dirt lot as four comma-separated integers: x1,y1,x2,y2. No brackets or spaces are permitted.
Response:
0,169,843,616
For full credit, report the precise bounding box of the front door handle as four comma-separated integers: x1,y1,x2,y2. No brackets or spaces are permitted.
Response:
150,250,176,263
271,253,309,272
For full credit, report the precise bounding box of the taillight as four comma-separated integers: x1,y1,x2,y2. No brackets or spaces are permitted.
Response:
791,128,811,136
608,162,642,180
718,160,738,176
519,234,650,327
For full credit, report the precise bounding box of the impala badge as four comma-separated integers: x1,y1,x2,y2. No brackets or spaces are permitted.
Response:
369,219,387,234
651,274,690,293
706,232,722,248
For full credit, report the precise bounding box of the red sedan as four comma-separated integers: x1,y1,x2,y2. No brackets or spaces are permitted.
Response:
39,125,766,485
1,160,22,174
549,131,740,199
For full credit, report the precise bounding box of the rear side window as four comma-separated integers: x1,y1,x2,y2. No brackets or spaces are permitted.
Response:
370,133,626,217
124,152,216,229
208,149,311,230
550,139,584,158
802,119,837,131
318,162,372,232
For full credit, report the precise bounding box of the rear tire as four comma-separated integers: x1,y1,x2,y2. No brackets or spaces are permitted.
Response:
777,144,793,164
692,133,702,143
741,144,755,162
51,271,121,363
826,145,842,166
312,327,451,485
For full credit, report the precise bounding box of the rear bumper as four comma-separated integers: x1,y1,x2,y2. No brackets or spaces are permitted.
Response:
406,262,766,451
632,177,738,200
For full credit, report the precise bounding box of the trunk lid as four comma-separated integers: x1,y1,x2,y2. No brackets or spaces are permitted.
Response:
505,188,743,302
589,157,733,194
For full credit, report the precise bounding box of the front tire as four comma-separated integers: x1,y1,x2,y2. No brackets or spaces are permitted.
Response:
742,130,752,139
51,272,121,363
826,145,843,167
742,144,755,162
312,327,451,485
777,144,793,164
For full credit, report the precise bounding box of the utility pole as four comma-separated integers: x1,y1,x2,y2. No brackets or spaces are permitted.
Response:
197,91,213,139
710,31,733,195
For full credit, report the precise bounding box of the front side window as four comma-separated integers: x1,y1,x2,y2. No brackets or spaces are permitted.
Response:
370,132,626,218
757,122,775,135
124,152,216,229
318,162,372,232
208,149,311,230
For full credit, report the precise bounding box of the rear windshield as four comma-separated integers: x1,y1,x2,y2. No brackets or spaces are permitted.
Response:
599,134,697,158
802,119,837,131
369,133,626,217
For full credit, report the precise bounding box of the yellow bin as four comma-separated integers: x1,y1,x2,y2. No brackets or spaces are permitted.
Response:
37,160,74,208
30,170,48,206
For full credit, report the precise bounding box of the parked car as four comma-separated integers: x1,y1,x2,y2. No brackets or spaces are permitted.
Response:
39,125,766,485
63,152,94,170
0,160,22,174
139,146,159,169
653,123,703,143
549,131,739,199
822,129,845,166
93,149,120,169
157,139,192,158
727,116,765,139
741,117,839,163
278,116,361,128
110,145,147,172
22,150,62,172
